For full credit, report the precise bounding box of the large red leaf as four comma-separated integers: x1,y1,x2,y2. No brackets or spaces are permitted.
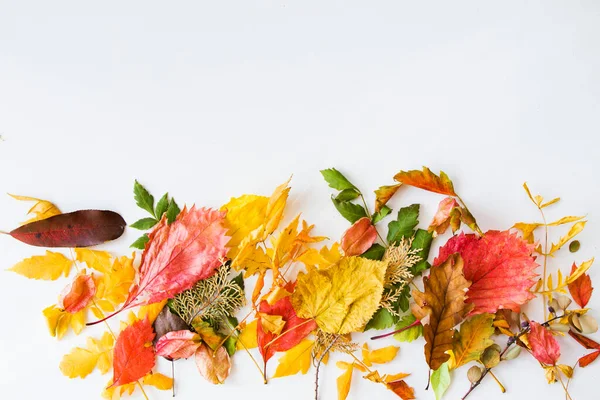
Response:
112,318,156,387
568,262,594,308
529,321,560,365
434,231,538,315
89,206,228,325
10,210,126,248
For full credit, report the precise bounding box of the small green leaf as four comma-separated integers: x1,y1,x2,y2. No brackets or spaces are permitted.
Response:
387,204,420,244
224,336,238,356
372,205,392,224
130,234,149,250
335,188,361,202
394,313,423,342
361,243,386,260
133,180,155,217
155,193,169,219
331,197,367,223
410,229,433,276
320,168,359,191
365,308,395,330
431,362,451,400
231,272,245,291
130,217,159,230
166,198,181,224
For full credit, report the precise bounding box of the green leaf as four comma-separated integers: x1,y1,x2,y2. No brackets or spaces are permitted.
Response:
130,217,159,230
410,229,433,276
431,362,451,400
134,180,155,217
335,188,361,202
320,168,359,191
231,272,245,291
166,198,181,224
224,336,238,356
331,197,367,223
365,308,395,330
361,243,386,260
372,205,392,224
387,204,420,244
394,313,423,342
130,234,149,250
155,193,169,219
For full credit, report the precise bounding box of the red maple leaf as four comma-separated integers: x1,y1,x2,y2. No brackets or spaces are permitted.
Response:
568,262,594,308
434,231,538,315
112,318,156,387
529,321,560,365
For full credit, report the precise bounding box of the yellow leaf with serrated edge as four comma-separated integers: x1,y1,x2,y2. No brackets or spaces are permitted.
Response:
535,258,594,295
241,246,271,277
550,221,587,254
75,248,112,273
512,223,542,244
42,305,85,339
259,313,286,335
361,343,399,367
292,256,386,334
221,194,268,258
143,373,173,390
449,313,495,370
297,243,342,271
273,339,314,378
237,319,258,350
336,361,354,400
60,332,114,378
9,194,61,224
9,251,72,280
92,255,135,314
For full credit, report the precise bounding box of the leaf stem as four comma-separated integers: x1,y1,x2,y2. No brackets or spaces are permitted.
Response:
370,319,421,340
359,193,387,245
171,361,175,397
226,320,267,383
488,370,506,393
539,206,549,320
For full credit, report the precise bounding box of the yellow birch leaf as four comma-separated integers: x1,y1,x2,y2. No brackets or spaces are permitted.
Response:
550,221,587,254
292,256,387,334
60,332,114,378
272,339,314,378
9,251,72,280
361,343,400,367
9,194,61,223
236,319,258,350
336,362,354,400
75,248,113,273
449,313,495,370
143,373,174,390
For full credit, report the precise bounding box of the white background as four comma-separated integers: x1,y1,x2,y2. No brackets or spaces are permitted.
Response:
1,1,599,399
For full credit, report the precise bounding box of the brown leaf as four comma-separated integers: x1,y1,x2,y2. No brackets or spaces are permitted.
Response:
386,380,416,400
195,344,231,384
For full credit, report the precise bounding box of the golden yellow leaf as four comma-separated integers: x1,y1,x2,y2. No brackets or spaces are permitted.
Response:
42,305,85,339
272,339,314,378
221,194,269,258
385,372,411,382
540,197,560,208
263,177,291,236
449,313,495,370
297,243,342,271
236,319,258,350
138,300,168,324
9,251,72,280
92,255,136,314
522,183,540,206
143,373,174,390
9,193,61,223
336,361,354,400
361,343,400,367
241,246,272,277
60,331,114,378
258,313,286,335
548,216,584,226
292,256,387,334
264,286,293,305
550,221,587,254
75,248,113,273
512,222,542,244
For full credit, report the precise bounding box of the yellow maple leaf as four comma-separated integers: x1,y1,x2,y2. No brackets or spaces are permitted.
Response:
241,246,272,277
272,339,314,378
75,248,113,273
9,251,73,280
60,331,115,378
92,255,136,317
448,313,495,370
297,243,342,271
236,319,258,350
9,194,61,224
361,343,400,367
221,194,269,258
292,256,387,334
42,305,85,339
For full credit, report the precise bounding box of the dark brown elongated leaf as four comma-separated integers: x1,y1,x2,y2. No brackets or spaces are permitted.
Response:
10,210,126,248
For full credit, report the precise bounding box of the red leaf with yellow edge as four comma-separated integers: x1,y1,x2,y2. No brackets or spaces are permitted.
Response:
386,380,416,400
155,330,201,360
59,273,96,313
341,217,377,257
111,318,156,387
394,167,456,196
529,321,560,365
434,231,538,315
568,262,594,308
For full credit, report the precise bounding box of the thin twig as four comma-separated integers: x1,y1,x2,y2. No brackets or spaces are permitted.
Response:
314,336,338,400
371,319,421,340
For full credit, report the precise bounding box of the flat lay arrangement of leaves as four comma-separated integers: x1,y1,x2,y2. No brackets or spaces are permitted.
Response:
2,168,597,400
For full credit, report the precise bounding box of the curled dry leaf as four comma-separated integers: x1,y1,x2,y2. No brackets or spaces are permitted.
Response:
341,217,378,256
195,344,231,384
529,321,560,365
428,197,460,235
59,273,96,313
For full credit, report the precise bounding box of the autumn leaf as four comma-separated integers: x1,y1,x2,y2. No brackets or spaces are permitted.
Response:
9,194,61,224
236,319,259,350
550,221,587,254
394,167,456,196
374,184,402,212
153,306,190,347
59,273,96,313
272,339,314,378
428,197,460,235
195,344,231,384
412,254,473,371
75,248,113,273
9,251,72,280
143,373,173,390
431,363,451,400
449,313,495,369
60,331,114,378
297,243,342,271
386,379,416,400
103,372,172,399
529,321,560,365
434,231,538,314
292,256,387,334
92,255,136,318
336,361,355,400
111,318,156,387
43,305,85,339
10,210,126,248
361,343,399,367
221,194,268,258
341,217,378,256
155,330,201,360
568,262,594,308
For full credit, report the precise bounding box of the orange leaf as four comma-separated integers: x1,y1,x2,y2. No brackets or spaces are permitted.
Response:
195,344,231,384
386,380,416,400
579,350,600,367
59,273,96,313
374,184,402,212
111,318,156,387
341,217,377,257
394,167,456,196
568,262,593,308
428,197,460,235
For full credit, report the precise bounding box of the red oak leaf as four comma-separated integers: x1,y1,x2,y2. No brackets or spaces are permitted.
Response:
58,273,96,313
112,318,156,387
257,290,317,366
341,217,377,257
568,262,594,308
155,330,201,360
91,207,228,325
529,321,560,365
434,231,538,315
